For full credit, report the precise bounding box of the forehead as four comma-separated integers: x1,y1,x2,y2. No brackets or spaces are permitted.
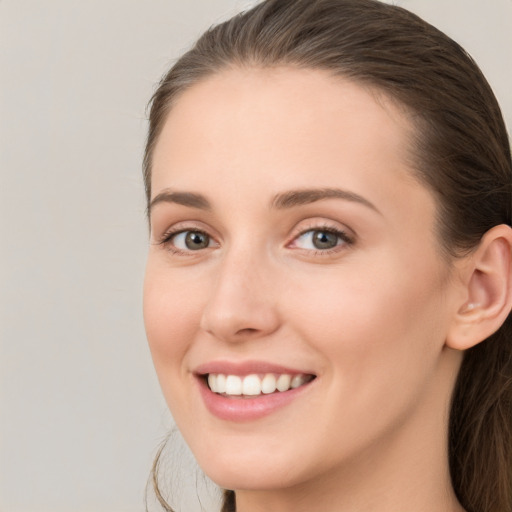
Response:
151,67,432,223
151,66,418,189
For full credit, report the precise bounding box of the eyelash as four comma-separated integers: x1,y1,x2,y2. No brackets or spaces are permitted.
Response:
290,224,354,255
156,223,355,257
157,226,215,256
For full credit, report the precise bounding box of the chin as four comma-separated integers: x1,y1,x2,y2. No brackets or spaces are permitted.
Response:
205,468,294,492
194,445,302,492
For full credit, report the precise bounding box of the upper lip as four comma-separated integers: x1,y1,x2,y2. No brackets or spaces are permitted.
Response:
194,360,316,377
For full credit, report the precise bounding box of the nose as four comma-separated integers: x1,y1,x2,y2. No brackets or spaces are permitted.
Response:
199,247,280,343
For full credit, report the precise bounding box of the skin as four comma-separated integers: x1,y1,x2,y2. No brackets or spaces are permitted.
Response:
144,67,470,512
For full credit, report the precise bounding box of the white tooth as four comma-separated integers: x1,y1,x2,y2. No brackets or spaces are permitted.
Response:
276,374,291,392
216,374,226,393
291,375,306,389
242,374,262,396
225,375,242,395
208,374,217,392
261,374,277,394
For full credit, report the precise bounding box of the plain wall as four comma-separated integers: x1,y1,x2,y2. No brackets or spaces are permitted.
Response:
1,1,510,511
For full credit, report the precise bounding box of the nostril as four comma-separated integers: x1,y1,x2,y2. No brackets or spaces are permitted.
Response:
200,291,280,342
236,327,259,335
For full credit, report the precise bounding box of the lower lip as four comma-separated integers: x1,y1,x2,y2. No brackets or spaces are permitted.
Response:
196,377,315,422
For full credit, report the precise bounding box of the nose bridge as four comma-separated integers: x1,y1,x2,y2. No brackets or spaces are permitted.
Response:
200,241,279,341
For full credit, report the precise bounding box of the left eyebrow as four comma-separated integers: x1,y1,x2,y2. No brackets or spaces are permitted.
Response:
149,189,212,212
271,187,381,214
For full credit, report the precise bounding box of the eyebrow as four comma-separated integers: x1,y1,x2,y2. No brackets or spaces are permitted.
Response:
149,187,380,215
271,187,380,214
149,189,212,212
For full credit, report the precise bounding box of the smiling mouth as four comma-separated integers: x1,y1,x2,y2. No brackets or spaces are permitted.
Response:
205,373,316,397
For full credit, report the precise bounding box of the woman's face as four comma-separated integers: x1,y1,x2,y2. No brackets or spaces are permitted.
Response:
144,68,463,492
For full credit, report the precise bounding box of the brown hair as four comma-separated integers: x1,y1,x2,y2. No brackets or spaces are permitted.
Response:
143,1,512,511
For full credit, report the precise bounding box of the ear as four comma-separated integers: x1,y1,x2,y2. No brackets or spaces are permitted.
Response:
446,224,512,351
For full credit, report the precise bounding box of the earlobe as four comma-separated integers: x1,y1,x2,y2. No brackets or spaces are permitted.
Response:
446,224,512,351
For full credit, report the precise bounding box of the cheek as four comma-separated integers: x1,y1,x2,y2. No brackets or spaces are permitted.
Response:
143,262,204,397
276,260,451,469
284,255,449,393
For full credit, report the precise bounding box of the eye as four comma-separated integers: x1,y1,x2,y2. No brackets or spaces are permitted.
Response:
169,230,213,251
292,228,351,251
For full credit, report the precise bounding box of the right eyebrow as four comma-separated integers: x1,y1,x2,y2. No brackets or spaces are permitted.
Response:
149,189,212,212
271,187,381,215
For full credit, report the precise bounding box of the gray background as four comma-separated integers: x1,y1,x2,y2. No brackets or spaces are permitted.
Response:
1,1,511,511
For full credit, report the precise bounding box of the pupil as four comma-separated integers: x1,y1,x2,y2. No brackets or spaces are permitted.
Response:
185,232,209,250
313,231,338,249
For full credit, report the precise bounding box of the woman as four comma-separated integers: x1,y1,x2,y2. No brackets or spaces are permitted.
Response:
142,1,512,511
